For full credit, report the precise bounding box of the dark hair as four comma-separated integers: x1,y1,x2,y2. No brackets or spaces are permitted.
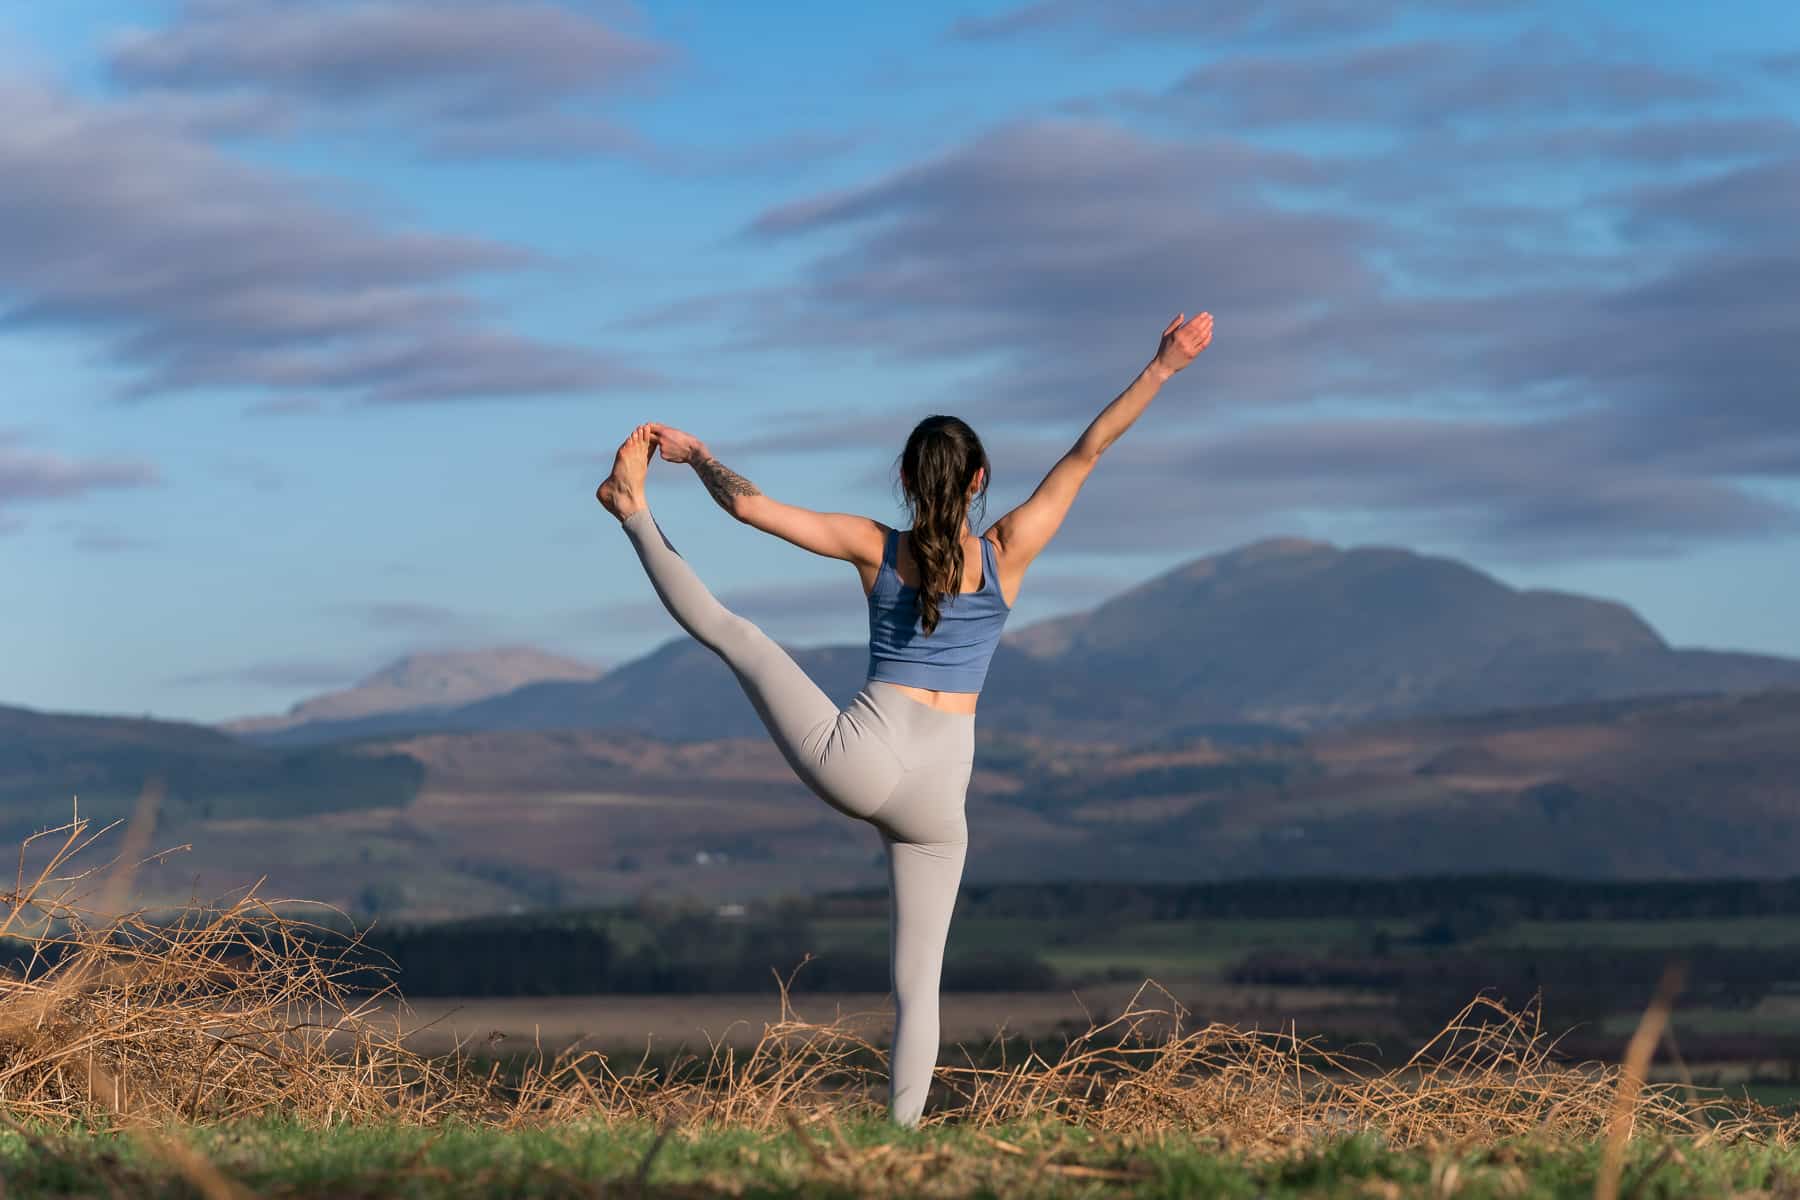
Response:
896,415,990,636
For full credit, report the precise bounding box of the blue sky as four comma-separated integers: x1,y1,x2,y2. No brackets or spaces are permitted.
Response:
4,0,1799,723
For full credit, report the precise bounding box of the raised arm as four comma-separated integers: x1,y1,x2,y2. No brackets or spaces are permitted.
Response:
647,424,886,568
988,311,1213,573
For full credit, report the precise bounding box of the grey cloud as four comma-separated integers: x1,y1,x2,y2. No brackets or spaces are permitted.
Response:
334,602,478,633
645,82,1800,564
120,87,298,138
1168,32,1718,129
1763,52,1800,79
168,657,364,689
0,439,160,530
576,578,869,639
949,0,1520,42
1499,117,1800,165
1046,418,1800,561
999,567,1138,607
732,119,1373,424
243,396,326,418
0,75,652,405
711,409,918,458
1622,156,1800,241
108,1,860,172
108,0,668,157
211,456,285,492
710,131,865,176
70,527,156,553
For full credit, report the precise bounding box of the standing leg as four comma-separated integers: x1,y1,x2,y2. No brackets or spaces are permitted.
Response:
883,834,968,1127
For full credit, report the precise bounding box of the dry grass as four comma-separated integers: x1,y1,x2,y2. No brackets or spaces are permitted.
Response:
3,806,1798,1168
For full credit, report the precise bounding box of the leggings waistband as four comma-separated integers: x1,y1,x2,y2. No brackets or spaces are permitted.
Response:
856,680,976,767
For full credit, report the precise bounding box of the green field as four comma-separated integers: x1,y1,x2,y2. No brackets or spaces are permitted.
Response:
7,1121,1800,1199
1486,918,1800,950
810,915,1411,980
816,913,1800,984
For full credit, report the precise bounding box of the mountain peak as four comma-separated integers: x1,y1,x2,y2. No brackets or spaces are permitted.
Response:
224,645,603,733
1225,535,1337,561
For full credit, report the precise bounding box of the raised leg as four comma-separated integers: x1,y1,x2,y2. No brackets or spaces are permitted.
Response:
618,506,842,775
883,834,968,1127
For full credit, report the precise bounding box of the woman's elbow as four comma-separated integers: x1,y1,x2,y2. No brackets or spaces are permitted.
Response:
1070,436,1105,465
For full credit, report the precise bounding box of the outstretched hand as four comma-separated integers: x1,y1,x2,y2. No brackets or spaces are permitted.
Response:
1151,311,1214,378
647,423,706,464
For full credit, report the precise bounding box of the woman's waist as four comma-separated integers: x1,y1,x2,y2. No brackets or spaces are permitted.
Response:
862,676,979,718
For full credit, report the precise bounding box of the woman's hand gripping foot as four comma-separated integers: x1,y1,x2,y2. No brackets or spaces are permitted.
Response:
596,423,657,522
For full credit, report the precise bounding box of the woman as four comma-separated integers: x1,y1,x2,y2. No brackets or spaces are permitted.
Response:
595,310,1214,1125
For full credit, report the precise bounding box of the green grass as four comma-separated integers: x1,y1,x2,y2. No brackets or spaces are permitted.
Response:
1480,918,1800,950
7,1121,1798,1198
811,916,1400,982
1598,1005,1800,1038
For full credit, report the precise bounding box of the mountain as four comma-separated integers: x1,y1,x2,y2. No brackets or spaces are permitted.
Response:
989,537,1800,733
233,538,1800,747
0,704,422,836
225,647,603,736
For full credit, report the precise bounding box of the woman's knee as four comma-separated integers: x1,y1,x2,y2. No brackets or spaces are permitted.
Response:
692,607,762,656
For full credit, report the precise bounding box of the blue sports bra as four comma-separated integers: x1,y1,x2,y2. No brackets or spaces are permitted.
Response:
866,526,1012,693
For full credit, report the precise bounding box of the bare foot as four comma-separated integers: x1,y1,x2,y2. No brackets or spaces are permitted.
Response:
596,423,655,521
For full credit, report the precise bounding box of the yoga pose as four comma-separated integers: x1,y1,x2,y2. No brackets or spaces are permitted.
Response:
595,310,1214,1125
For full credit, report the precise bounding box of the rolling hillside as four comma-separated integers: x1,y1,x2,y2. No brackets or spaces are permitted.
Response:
76,686,1800,921
0,704,423,835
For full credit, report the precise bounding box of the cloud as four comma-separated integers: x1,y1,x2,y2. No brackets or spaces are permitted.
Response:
1123,417,1799,557
0,434,161,530
573,577,869,640
1492,117,1799,166
1164,31,1718,129
209,455,286,492
1764,51,1800,79
168,657,365,689
633,43,1800,564
726,118,1372,427
711,409,920,459
334,602,480,634
947,0,1520,42
65,525,157,553
107,0,670,159
0,73,655,406
242,396,326,418
107,1,862,174
709,131,865,176
0,438,160,503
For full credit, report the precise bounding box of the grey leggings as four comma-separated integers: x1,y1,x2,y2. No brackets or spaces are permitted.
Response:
620,508,971,1127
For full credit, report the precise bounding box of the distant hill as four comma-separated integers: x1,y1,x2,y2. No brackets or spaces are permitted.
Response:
226,647,603,736
231,538,1800,747
989,537,1800,735
102,687,1800,921
0,704,422,836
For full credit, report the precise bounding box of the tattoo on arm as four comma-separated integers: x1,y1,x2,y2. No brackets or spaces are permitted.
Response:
694,454,761,513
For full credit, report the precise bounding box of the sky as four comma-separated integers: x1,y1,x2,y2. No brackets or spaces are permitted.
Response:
4,0,1799,724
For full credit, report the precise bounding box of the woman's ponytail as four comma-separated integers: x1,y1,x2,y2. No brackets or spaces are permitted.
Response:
897,416,990,635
